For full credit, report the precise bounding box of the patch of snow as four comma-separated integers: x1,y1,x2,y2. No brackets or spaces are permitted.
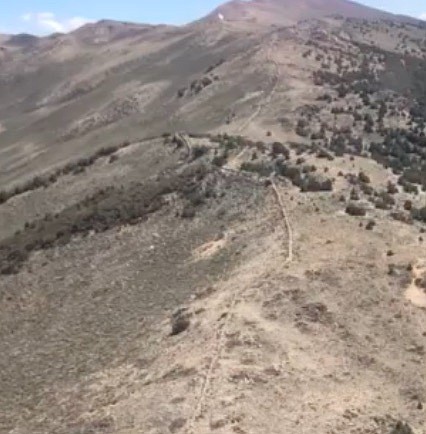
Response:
218,13,224,21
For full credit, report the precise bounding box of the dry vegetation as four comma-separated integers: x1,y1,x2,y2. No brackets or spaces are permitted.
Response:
1,2,426,434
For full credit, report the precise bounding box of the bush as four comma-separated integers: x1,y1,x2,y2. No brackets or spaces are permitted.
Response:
358,171,371,184
301,174,333,192
412,206,426,223
271,142,290,159
346,203,367,216
0,190,9,205
240,162,274,177
387,182,399,194
366,220,376,230
191,145,208,160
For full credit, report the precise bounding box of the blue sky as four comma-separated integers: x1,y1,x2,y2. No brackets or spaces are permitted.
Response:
1,0,425,35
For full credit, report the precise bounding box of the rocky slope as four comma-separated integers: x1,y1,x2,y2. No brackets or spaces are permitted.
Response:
0,2,425,434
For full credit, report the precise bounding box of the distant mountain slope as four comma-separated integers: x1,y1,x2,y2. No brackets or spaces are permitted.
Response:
204,0,416,25
0,2,423,189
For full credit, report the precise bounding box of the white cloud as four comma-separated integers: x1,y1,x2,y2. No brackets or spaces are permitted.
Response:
420,13,426,21
21,13,32,22
20,12,93,34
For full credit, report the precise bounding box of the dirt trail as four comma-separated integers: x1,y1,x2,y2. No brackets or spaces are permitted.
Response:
235,32,280,134
174,44,296,430
184,39,295,432
185,190,293,434
271,177,293,263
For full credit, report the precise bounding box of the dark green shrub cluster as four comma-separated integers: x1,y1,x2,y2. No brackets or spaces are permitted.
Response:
240,162,274,177
0,164,213,275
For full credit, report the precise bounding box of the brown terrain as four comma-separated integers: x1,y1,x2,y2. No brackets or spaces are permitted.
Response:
0,0,425,433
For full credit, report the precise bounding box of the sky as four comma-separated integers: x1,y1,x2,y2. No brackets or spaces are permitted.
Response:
0,0,425,35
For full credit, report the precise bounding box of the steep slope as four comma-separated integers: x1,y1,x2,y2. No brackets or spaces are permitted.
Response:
0,19,264,188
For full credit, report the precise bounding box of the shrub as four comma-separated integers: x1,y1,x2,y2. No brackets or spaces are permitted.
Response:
358,171,371,184
191,145,209,160
412,206,426,223
346,203,367,216
387,182,399,194
271,142,290,159
0,191,9,205
240,162,274,177
404,200,413,211
366,220,376,230
212,151,228,167
301,174,333,192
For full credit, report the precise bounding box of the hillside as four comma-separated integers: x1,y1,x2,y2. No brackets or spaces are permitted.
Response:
0,2,426,434
206,0,401,24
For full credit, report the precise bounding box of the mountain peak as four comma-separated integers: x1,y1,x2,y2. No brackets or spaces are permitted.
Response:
205,0,412,26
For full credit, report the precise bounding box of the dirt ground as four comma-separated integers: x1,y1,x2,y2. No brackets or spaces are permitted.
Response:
1,5,426,434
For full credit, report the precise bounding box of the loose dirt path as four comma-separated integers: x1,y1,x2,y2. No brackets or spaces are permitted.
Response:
235,32,280,134
184,35,295,433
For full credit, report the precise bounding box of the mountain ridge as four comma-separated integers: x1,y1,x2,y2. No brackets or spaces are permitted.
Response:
204,0,420,26
1,3,426,433
0,0,423,40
